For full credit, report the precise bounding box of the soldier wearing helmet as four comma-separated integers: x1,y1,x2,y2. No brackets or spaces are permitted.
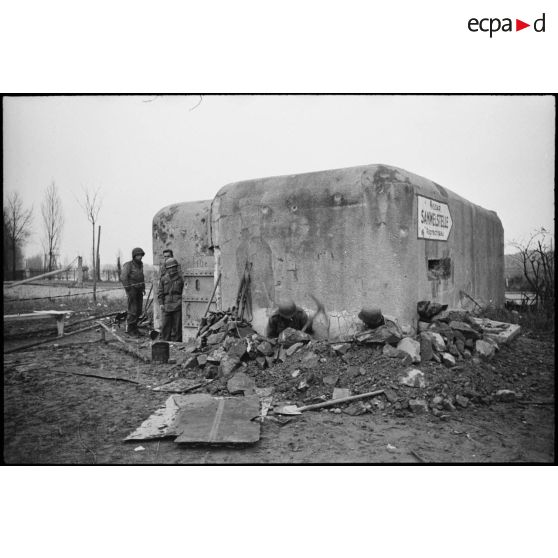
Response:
157,257,184,341
120,247,146,336
265,297,314,338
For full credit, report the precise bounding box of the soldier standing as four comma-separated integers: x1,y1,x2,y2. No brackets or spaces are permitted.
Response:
157,257,184,341
120,247,146,336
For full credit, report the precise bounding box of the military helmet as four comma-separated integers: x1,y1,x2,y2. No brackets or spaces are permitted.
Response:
277,299,296,319
165,257,179,269
132,247,145,257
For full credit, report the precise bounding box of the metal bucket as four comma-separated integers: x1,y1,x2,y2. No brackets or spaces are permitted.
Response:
151,341,169,363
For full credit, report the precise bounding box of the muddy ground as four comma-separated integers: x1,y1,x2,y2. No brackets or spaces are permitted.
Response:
3,315,555,464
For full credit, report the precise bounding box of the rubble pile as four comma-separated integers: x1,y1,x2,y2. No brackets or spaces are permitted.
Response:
173,302,527,418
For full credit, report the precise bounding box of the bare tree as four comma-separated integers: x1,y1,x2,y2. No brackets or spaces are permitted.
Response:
41,182,64,272
510,228,555,310
78,187,102,301
3,191,33,278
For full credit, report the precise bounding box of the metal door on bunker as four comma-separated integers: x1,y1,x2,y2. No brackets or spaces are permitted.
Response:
182,267,217,339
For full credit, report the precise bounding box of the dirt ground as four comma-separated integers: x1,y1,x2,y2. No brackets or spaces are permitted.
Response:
3,315,555,464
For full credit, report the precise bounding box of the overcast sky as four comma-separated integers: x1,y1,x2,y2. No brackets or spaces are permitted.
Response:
3,95,555,266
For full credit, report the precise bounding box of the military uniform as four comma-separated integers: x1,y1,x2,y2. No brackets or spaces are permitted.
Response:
120,248,145,334
266,307,313,338
158,268,184,341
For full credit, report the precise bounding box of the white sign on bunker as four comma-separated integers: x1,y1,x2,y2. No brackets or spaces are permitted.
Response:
417,195,453,241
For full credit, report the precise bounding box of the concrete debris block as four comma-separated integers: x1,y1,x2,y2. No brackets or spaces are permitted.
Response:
455,394,469,408
197,354,207,367
442,398,456,412
398,368,427,388
343,402,369,416
256,341,274,356
291,369,301,378
297,379,309,390
433,308,470,323
219,355,241,377
482,335,500,351
205,365,219,379
396,337,421,363
182,356,199,369
475,340,496,359
469,318,521,345
449,321,481,339
442,353,456,368
227,339,248,360
417,321,430,332
277,346,287,363
382,344,408,359
207,347,227,364
431,395,444,409
255,356,267,369
332,387,351,399
301,351,320,369
383,388,398,403
427,321,453,339
408,399,429,414
286,342,304,356
455,339,465,354
332,343,351,355
323,374,339,387
448,343,460,357
277,327,312,347
346,365,363,379
465,338,474,349
417,301,448,321
356,324,402,346
400,323,416,337
265,356,275,368
494,389,517,402
419,334,434,362
227,371,256,395
207,332,227,345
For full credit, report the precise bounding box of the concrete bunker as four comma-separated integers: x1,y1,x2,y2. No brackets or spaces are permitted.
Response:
153,164,504,340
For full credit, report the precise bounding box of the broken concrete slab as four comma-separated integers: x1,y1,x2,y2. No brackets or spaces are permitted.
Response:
125,394,212,441
173,395,261,444
277,327,312,347
197,354,208,367
470,318,521,345
182,355,199,369
449,321,481,339
227,371,256,395
356,324,402,346
227,339,248,360
432,308,470,323
383,388,398,403
207,347,227,364
398,368,427,388
396,337,421,363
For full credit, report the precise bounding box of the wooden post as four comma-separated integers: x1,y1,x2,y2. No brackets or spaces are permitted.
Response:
96,225,101,282
77,256,83,286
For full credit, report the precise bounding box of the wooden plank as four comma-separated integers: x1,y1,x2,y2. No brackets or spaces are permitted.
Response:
173,395,260,444
4,310,73,321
